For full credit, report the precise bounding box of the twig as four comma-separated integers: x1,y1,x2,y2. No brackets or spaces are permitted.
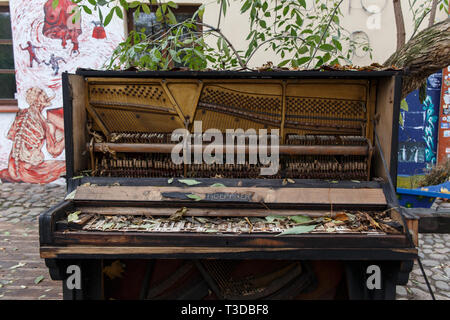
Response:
217,0,223,29
245,34,308,67
195,22,247,70
306,0,344,69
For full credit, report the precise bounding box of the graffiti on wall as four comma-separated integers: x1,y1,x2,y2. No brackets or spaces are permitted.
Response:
0,0,124,183
397,71,442,188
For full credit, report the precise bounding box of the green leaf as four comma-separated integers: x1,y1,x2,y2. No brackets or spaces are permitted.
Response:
297,56,311,65
167,178,174,184
167,1,178,8
65,190,77,200
142,3,151,15
34,276,44,285
179,179,202,186
104,9,114,26
187,194,202,201
332,38,342,51
67,211,81,223
276,224,317,236
52,0,59,10
259,20,267,28
82,5,92,14
115,6,123,19
88,0,96,6
400,99,409,112
241,0,252,13
289,215,312,224
210,183,226,187
278,59,291,67
319,44,335,52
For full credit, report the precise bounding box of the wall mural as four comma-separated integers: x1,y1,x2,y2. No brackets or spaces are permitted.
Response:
0,0,124,184
397,71,442,188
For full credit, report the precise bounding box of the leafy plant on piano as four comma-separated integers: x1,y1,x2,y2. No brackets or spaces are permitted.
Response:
67,0,371,71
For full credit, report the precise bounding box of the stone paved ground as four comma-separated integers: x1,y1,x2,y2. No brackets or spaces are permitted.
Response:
0,182,448,300
0,183,65,300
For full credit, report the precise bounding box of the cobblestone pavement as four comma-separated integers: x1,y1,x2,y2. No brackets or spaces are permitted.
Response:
0,182,449,300
0,183,65,300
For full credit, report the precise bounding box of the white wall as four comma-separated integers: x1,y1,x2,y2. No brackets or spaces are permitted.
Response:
166,0,448,68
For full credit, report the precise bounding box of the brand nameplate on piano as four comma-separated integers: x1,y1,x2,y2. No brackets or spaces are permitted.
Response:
204,192,253,202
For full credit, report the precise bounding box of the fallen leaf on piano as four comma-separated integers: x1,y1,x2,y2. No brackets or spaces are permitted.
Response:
102,221,115,230
168,178,174,184
210,183,226,187
72,176,83,180
351,180,361,183
103,260,125,280
287,179,295,184
334,212,349,222
179,179,202,186
187,194,202,201
330,181,339,184
34,276,44,285
65,190,77,200
67,211,81,223
276,224,317,236
169,207,188,221
265,215,287,223
282,179,288,186
289,215,312,224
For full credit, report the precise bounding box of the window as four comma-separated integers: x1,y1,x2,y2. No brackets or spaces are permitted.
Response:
127,3,202,68
0,2,17,112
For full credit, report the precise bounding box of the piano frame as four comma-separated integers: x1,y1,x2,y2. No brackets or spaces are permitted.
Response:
39,69,418,300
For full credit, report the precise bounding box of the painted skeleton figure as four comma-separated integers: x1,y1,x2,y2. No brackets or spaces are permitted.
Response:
0,88,65,183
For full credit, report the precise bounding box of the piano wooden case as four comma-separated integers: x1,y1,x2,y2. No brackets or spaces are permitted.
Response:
39,69,418,300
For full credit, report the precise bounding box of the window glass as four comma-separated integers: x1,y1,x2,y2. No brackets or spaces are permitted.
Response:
0,44,14,69
0,12,12,39
0,74,16,99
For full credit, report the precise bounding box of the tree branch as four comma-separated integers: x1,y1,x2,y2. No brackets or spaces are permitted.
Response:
393,0,406,50
384,18,450,97
429,0,439,27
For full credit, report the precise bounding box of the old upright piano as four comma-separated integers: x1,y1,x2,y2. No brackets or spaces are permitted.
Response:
39,68,418,300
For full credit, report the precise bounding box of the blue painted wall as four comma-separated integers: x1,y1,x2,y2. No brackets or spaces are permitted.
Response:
397,71,442,188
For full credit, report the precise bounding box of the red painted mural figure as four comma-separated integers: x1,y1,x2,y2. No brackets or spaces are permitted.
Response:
43,0,82,55
0,88,65,184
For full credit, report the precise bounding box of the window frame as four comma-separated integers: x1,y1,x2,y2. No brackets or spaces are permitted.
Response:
0,1,18,112
126,3,202,36
126,3,203,68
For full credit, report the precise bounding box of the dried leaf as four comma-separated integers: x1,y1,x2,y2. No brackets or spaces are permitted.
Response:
169,207,188,221
67,211,81,223
103,260,125,280
102,221,115,230
276,224,317,236
10,262,26,270
334,212,349,222
210,183,226,187
265,215,287,223
187,194,202,201
34,275,44,284
65,190,76,200
179,179,202,186
287,179,295,184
